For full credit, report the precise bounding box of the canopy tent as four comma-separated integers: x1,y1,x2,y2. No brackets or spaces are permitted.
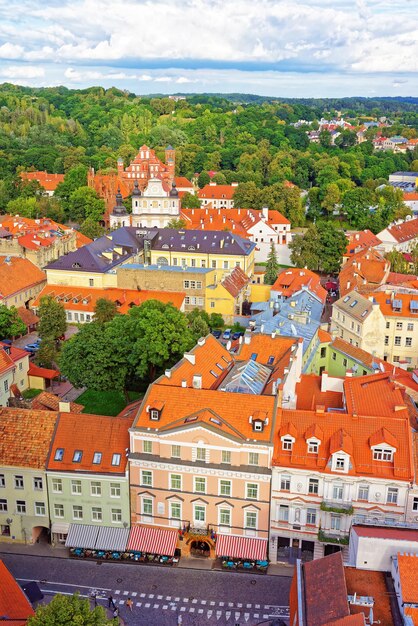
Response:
127,526,178,556
215,534,267,561
95,526,130,552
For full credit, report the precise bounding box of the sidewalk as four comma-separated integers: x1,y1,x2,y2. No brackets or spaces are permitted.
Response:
0,541,294,576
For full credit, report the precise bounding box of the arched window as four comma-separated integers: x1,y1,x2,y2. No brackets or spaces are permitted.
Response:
156,256,168,266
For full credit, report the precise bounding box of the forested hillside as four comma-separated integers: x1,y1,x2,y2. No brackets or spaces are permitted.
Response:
0,83,417,234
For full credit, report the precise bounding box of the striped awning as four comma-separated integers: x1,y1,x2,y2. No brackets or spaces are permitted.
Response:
215,534,267,561
127,526,178,556
95,526,130,552
65,524,100,549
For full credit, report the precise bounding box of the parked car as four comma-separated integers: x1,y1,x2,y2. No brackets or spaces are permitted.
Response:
222,329,232,340
24,343,40,353
232,331,243,340
211,329,222,339
0,339,12,345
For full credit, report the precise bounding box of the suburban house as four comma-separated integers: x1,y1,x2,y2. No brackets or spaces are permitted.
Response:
270,268,327,304
0,256,46,309
0,407,58,544
46,411,132,546
32,285,186,324
270,372,414,564
197,183,238,209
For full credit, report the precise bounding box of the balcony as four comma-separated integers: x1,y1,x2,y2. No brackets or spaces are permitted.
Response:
321,501,354,515
352,516,418,529
318,529,349,545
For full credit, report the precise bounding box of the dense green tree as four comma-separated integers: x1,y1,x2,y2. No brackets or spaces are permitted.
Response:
28,593,117,626
35,337,57,369
55,165,88,204
79,218,105,240
6,196,38,218
94,298,118,324
289,222,346,274
197,171,210,188
189,314,210,340
38,296,67,341
180,192,201,209
264,241,280,284
66,186,105,223
166,218,187,229
385,250,409,274
341,187,376,227
321,183,341,215
0,306,26,339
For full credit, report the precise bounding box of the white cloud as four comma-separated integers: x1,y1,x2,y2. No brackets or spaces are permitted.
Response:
0,42,24,59
0,65,45,78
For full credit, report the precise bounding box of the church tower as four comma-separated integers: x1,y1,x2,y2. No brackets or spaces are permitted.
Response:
165,145,176,181
109,189,129,229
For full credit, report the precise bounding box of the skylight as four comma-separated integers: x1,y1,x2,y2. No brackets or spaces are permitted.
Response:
54,448,64,461
93,452,102,464
111,453,121,466
73,450,83,463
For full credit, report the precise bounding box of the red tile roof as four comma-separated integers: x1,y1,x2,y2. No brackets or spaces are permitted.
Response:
221,266,250,297
198,184,237,200
31,391,84,413
17,305,39,328
0,256,46,299
28,363,59,380
352,525,418,542
0,560,34,625
181,207,289,237
372,291,418,319
387,271,418,285
296,374,344,411
344,372,409,418
20,170,64,192
387,218,418,243
303,552,350,626
339,248,389,297
345,230,382,257
32,285,186,314
174,176,193,188
397,553,418,603
0,347,15,376
47,412,132,473
272,268,327,303
0,407,58,468
0,342,29,364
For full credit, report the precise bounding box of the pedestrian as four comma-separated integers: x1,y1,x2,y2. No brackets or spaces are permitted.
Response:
108,595,116,609
177,615,183,625
113,606,119,618
126,597,133,612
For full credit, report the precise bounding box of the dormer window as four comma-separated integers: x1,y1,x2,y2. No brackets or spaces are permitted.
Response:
282,437,293,451
373,448,393,462
307,440,319,454
253,420,263,433
150,409,160,421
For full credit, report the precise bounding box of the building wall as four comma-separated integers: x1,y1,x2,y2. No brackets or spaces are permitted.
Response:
2,281,46,309
45,269,118,289
331,304,386,359
384,315,418,368
249,284,272,302
0,467,50,543
0,233,77,269
352,534,418,571
306,342,373,377
148,250,255,279
0,369,14,407
46,472,130,531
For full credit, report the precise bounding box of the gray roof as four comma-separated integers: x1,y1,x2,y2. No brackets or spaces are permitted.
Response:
333,291,373,320
250,288,324,355
391,171,418,177
150,228,255,256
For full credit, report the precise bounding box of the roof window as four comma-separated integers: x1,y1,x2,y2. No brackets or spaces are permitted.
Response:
343,296,350,302
250,353,258,361
150,409,160,421
73,450,83,463
209,369,219,378
268,356,275,365
54,448,64,461
92,452,102,464
111,453,121,466
185,415,198,423
350,300,358,307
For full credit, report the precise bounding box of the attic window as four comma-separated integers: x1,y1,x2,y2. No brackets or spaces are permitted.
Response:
111,453,121,466
250,353,258,361
209,369,219,378
343,296,350,302
253,420,263,432
210,417,221,425
185,415,198,423
72,262,81,268
73,450,83,463
93,452,102,464
54,448,64,461
307,441,319,454
373,448,393,462
216,362,224,371
150,409,160,421
361,310,368,317
268,356,274,365
350,300,358,307
282,437,293,451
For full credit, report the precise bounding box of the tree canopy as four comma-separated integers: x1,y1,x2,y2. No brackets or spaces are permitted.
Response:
289,222,347,274
38,296,67,341
28,593,117,626
0,305,26,339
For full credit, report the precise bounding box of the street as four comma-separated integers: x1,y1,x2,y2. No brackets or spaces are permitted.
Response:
0,552,291,626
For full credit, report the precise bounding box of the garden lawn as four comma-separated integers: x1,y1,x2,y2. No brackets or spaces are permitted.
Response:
77,390,142,416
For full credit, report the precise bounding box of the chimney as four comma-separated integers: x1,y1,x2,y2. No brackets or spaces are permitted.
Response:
197,337,206,346
346,370,353,377
261,206,268,221
244,333,251,345
192,374,202,389
316,405,325,415
59,401,71,413
181,379,187,388
220,239,224,248
394,405,406,412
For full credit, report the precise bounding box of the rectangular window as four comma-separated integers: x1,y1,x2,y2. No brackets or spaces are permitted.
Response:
0,499,7,512
16,500,26,514
71,480,82,495
92,507,102,522
219,480,231,497
219,508,231,526
282,438,293,451
73,505,83,520
343,358,347,367
387,487,398,504
141,471,152,487
335,457,345,470
14,475,24,489
308,479,319,495
223,261,229,269
221,450,231,464
306,508,316,525
93,452,102,464
407,323,414,332
281,475,291,490
333,485,343,500
0,474,4,488
384,336,389,345
111,509,122,523
184,280,190,289
89,278,94,287
52,478,62,493
308,442,319,454
248,452,259,466
4,380,8,392
373,448,393,461
245,511,257,529
111,453,121,466
73,450,83,463
331,515,341,531
396,322,403,330
35,502,46,516
413,497,418,512
90,481,101,496
358,485,369,500
211,260,216,268
246,483,258,499
54,504,64,518
332,352,336,361
194,505,205,523
143,441,152,454
394,336,401,346
33,476,44,491
170,474,182,490
320,347,326,358
386,321,390,329
406,337,412,347
171,445,181,458
110,483,121,498
278,505,289,522
170,502,181,520
194,477,206,493
54,448,64,461
196,447,206,461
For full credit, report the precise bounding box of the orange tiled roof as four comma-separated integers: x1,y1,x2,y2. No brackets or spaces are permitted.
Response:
0,560,34,625
31,391,84,413
174,176,193,188
75,231,93,248
0,347,15,376
157,334,234,390
181,207,289,237
344,372,410,418
198,184,237,200
339,248,389,297
387,271,418,285
31,285,186,314
344,568,393,626
318,329,332,342
134,385,277,443
272,268,327,303
0,342,29,364
387,218,418,243
20,170,64,192
371,291,418,318
17,305,39,327
47,412,132,473
397,553,418,604
221,266,250,297
296,374,344,411
345,230,382,257
404,192,418,201
28,363,59,379
327,616,366,626
0,256,46,299
0,407,58,468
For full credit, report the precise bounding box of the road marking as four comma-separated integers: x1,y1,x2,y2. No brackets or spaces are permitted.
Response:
207,610,213,618
244,613,250,622
198,608,204,614
174,596,180,601
210,601,216,606
131,592,137,597
183,597,189,602
140,593,146,598
115,590,120,595
216,611,222,620
180,607,186,612
192,598,198,604
254,614,259,618
225,611,231,620
153,604,159,609
136,602,142,607
246,604,252,608
166,596,171,600
144,602,150,608
157,595,163,599
237,603,243,607
189,608,195,613
162,605,168,609
17,578,111,592
149,594,154,598
123,591,129,596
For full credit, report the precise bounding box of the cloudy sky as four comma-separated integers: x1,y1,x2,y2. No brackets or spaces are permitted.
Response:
0,0,417,97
